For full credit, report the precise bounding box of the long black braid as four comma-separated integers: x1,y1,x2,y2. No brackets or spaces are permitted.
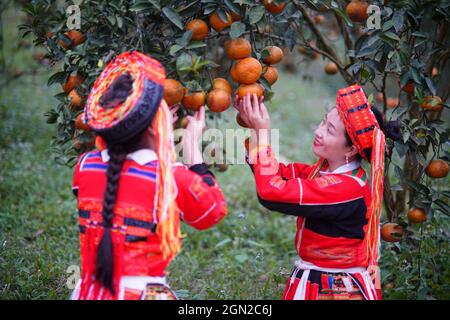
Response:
95,144,127,294
95,72,135,294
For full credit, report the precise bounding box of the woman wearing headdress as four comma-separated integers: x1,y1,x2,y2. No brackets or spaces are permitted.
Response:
234,85,401,300
70,51,227,300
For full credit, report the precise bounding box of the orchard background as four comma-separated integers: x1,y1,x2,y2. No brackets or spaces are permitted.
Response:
0,0,449,299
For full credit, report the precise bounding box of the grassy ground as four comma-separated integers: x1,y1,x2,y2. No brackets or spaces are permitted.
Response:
2,5,447,300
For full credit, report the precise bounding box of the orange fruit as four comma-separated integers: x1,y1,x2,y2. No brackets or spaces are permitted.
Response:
75,114,90,131
225,38,252,60
209,11,233,32
234,57,262,84
376,92,384,103
421,96,443,111
63,74,83,93
207,89,231,113
386,97,399,109
263,0,286,15
236,113,249,128
324,62,338,75
186,19,209,41
401,82,414,95
164,79,185,106
425,159,449,178
314,15,325,25
236,83,264,98
297,46,307,55
230,12,241,21
59,30,85,48
67,30,85,46
381,223,404,242
230,61,240,82
407,207,427,224
346,0,369,23
431,67,438,77
263,66,278,85
262,46,284,65
212,78,232,94
68,89,83,109
182,90,206,111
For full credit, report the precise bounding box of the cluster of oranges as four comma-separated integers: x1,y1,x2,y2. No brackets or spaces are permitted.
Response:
381,158,448,242
164,6,285,128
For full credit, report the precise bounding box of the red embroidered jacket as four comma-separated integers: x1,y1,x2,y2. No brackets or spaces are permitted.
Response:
72,149,227,277
246,144,372,269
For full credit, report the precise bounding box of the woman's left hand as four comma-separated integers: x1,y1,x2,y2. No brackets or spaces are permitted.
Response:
239,93,271,131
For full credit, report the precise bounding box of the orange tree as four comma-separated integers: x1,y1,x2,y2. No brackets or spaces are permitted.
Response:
21,0,449,298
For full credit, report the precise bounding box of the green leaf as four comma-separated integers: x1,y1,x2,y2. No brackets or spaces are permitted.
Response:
162,6,183,30
333,7,353,27
184,80,203,92
230,21,245,39
47,71,67,86
224,0,240,14
382,31,401,42
186,42,207,50
169,44,183,56
249,6,265,25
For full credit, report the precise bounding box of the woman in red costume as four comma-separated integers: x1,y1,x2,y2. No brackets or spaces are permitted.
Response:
235,85,401,300
70,51,227,300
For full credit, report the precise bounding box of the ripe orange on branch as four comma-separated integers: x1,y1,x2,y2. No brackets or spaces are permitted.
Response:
212,78,232,94
63,74,83,93
263,66,278,85
68,89,83,109
381,223,404,242
164,79,184,107
401,82,415,95
324,62,338,75
182,89,206,111
425,159,449,178
262,46,284,65
346,0,369,23
75,114,90,131
207,89,231,113
233,57,262,84
186,19,209,41
58,30,85,49
236,83,264,98
420,96,443,111
225,38,252,60
209,11,233,32
263,0,286,15
386,97,399,109
314,15,325,25
407,207,427,224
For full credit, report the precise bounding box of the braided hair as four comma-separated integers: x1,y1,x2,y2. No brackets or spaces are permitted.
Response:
95,73,143,294
95,144,126,294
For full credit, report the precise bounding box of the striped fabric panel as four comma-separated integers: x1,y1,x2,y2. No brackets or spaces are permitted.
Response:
125,167,157,181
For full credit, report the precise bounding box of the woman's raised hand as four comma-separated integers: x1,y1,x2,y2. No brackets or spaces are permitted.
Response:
236,93,270,131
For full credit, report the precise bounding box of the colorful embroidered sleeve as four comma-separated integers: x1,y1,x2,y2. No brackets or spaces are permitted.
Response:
244,139,314,179
248,146,366,220
173,163,227,230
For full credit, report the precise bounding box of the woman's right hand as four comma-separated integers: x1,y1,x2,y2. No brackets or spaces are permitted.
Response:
182,106,205,165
